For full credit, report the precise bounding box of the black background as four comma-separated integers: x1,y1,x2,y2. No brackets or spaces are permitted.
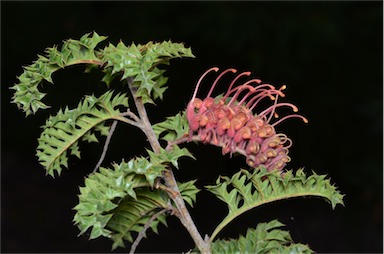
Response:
1,1,382,253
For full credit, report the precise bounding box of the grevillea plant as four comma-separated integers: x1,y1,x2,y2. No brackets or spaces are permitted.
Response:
11,32,344,253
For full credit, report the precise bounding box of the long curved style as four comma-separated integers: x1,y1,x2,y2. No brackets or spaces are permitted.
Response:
186,68,308,172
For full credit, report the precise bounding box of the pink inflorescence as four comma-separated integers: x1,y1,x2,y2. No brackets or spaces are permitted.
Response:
186,67,308,172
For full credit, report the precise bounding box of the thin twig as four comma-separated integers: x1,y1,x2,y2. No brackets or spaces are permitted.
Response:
92,120,118,173
92,108,141,174
166,136,190,151
115,115,143,129
129,209,168,254
121,110,141,123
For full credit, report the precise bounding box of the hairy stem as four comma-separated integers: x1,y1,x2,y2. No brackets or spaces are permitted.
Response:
126,78,211,254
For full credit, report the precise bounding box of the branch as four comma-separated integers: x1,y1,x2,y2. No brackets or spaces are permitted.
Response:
126,77,211,254
114,115,143,129
162,169,211,254
129,208,169,254
166,136,190,151
121,110,141,123
92,108,142,174
92,120,118,173
127,78,162,153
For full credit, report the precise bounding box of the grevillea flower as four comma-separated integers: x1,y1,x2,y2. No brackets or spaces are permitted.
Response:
186,67,308,172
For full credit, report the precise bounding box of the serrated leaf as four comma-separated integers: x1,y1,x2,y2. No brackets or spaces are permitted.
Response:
101,40,194,105
207,220,313,254
82,131,98,143
36,91,129,177
178,180,200,207
153,111,190,142
73,149,197,250
207,167,344,241
74,161,170,250
11,31,106,115
101,67,118,87
106,190,169,250
147,145,195,170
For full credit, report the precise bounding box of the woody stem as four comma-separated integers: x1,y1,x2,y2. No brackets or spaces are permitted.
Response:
127,78,211,254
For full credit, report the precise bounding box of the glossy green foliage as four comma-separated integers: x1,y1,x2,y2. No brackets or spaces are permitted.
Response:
74,158,200,250
36,91,128,177
73,161,169,250
101,41,195,104
11,32,106,115
209,220,313,254
153,112,190,142
107,189,169,250
207,167,344,241
11,32,194,115
147,145,195,170
178,180,200,207
11,31,345,253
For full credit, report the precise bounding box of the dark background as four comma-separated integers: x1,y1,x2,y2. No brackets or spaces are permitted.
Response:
1,1,382,253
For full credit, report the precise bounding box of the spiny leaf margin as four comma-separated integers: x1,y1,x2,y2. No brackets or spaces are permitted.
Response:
74,158,200,250
106,189,169,250
36,91,128,177
147,145,195,170
208,220,313,254
11,31,106,115
153,111,190,142
178,180,200,207
101,41,195,104
207,167,344,241
73,160,169,250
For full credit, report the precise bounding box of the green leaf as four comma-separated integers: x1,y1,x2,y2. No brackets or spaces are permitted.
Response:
207,167,345,241
36,91,129,177
101,41,195,104
147,145,195,170
207,220,313,254
178,180,200,207
101,67,118,87
116,156,166,188
107,190,169,250
73,150,197,249
153,111,190,142
11,31,106,115
73,161,170,250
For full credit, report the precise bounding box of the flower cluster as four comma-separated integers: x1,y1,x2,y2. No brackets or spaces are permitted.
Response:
186,68,307,172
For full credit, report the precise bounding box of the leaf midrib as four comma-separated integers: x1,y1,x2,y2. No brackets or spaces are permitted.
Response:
46,112,124,173
210,190,333,242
